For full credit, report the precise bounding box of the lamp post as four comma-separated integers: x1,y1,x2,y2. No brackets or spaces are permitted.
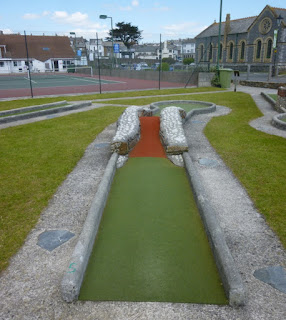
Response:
70,32,77,66
273,14,284,77
216,0,223,72
99,14,114,68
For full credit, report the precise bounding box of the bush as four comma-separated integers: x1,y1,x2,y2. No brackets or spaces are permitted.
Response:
183,57,194,65
159,62,170,71
211,73,221,87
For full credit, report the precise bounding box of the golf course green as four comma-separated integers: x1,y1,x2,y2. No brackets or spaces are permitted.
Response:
79,117,227,304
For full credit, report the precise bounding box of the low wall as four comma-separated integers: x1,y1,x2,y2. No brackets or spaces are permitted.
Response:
240,80,286,89
95,69,198,86
198,72,215,87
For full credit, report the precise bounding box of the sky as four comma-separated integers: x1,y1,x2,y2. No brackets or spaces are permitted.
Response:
1,0,285,42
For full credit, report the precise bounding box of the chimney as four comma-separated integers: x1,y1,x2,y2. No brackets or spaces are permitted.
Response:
224,13,231,46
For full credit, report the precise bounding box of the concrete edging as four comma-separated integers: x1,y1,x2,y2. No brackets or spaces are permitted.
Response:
0,100,67,117
260,92,276,110
61,152,118,302
272,113,286,130
183,152,246,307
0,101,92,124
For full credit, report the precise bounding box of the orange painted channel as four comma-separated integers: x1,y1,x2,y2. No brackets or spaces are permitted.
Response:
129,117,166,158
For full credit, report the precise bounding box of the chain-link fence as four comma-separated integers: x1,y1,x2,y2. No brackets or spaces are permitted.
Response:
1,30,285,99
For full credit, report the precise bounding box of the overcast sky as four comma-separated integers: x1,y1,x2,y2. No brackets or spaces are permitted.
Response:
1,0,285,42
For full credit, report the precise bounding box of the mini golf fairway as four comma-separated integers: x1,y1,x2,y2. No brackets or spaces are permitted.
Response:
79,117,227,304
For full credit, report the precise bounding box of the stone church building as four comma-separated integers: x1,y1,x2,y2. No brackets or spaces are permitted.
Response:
195,5,286,72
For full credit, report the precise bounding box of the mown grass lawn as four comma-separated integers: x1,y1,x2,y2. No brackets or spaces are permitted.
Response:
0,106,125,272
1,90,285,274
0,87,223,112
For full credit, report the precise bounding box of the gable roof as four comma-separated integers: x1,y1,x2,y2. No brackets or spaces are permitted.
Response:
196,5,286,39
0,34,75,61
196,16,256,38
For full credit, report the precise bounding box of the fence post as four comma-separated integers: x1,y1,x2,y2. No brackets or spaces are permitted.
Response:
247,64,250,80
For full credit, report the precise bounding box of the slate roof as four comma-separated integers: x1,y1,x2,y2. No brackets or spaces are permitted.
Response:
196,6,286,39
196,16,256,38
0,34,75,61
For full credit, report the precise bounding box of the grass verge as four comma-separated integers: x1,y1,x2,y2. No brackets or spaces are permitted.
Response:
189,92,286,248
0,87,223,112
0,106,125,272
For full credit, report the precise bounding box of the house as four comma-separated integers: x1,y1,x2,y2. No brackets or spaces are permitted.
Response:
0,33,75,74
195,5,286,72
87,38,104,61
69,36,88,65
134,44,159,60
182,38,196,59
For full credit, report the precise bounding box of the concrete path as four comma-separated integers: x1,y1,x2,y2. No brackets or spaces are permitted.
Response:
0,86,286,319
236,84,286,139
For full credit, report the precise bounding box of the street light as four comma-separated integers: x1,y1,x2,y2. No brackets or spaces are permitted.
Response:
216,0,223,74
99,14,114,68
273,14,284,76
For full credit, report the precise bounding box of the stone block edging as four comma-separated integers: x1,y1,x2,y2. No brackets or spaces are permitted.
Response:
111,106,158,155
272,114,286,130
0,100,67,117
160,106,188,155
0,101,92,124
183,152,246,307
61,152,118,302
260,92,276,110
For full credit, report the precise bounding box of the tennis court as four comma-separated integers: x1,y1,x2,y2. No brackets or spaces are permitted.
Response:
0,72,184,99
0,72,122,89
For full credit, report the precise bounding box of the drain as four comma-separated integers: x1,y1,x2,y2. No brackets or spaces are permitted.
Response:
198,158,218,167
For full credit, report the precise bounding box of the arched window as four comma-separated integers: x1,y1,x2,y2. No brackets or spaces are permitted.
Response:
240,41,245,60
209,43,213,61
200,44,204,61
229,42,234,60
219,43,223,60
256,40,262,59
266,39,273,59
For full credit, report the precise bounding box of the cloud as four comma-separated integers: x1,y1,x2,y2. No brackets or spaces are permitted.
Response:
1,28,14,34
132,0,139,6
23,13,40,20
163,22,206,36
52,11,90,27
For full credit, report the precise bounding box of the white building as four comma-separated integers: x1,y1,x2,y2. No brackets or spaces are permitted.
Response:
0,33,75,73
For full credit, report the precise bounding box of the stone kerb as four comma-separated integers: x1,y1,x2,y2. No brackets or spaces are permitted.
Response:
111,106,142,155
275,86,286,113
272,113,286,130
160,106,188,154
111,106,156,155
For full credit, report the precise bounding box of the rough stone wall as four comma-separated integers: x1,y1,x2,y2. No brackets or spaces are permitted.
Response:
160,107,188,154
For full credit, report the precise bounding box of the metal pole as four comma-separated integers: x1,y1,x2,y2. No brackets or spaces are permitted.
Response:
24,31,33,98
110,17,114,70
159,34,162,90
217,0,223,72
96,33,102,94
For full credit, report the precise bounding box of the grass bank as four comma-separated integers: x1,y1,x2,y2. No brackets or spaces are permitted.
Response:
0,106,125,272
0,87,223,112
191,92,286,248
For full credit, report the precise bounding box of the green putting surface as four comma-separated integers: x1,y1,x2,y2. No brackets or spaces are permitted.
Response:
79,157,227,304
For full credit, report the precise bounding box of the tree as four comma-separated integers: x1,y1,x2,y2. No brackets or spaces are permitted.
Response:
107,22,142,50
183,57,195,65
162,57,175,65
